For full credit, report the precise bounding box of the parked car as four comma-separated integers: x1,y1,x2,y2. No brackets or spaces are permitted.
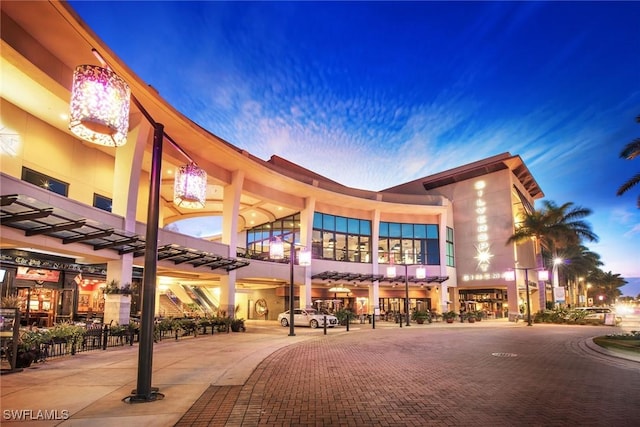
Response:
570,307,622,325
277,308,339,328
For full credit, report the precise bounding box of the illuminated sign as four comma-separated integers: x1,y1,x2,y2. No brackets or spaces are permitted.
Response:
473,180,493,272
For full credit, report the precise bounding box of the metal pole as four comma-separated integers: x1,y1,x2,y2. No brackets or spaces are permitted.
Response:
288,241,295,337
404,264,410,326
129,123,164,402
525,268,532,326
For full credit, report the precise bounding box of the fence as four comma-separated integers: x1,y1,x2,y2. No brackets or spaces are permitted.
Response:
36,319,236,362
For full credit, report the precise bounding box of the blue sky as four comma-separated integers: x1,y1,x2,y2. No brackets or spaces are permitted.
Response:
69,1,640,295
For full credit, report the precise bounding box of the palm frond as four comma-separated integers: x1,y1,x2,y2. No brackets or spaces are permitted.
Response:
620,138,640,159
616,172,640,196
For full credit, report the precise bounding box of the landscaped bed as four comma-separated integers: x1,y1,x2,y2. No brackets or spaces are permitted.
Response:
593,331,640,355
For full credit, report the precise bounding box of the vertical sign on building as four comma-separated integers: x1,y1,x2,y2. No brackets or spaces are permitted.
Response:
474,180,493,274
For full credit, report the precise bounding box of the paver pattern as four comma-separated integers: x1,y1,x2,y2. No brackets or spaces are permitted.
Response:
176,323,640,427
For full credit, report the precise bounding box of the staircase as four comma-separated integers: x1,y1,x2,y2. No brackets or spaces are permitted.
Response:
159,294,184,318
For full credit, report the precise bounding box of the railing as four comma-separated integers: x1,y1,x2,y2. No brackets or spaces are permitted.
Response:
33,318,237,363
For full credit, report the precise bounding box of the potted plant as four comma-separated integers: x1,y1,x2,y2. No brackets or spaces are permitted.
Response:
335,309,356,326
9,329,51,368
230,318,245,332
442,311,458,323
411,310,431,324
464,311,476,323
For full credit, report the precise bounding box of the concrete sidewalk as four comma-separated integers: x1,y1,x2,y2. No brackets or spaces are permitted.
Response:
0,322,313,426
1,318,637,426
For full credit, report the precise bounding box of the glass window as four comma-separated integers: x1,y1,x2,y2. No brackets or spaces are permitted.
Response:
360,219,371,235
414,224,426,238
323,214,335,230
93,193,112,212
401,223,413,238
426,240,440,265
379,222,389,237
426,225,438,238
22,167,69,196
335,216,348,233
313,213,323,229
446,227,455,267
348,218,359,233
388,223,401,237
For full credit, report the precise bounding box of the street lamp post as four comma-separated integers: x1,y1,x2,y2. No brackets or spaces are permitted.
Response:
504,267,548,326
270,237,310,336
387,263,426,326
68,51,207,402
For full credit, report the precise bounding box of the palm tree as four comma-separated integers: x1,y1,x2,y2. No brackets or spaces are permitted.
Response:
616,114,640,208
507,200,598,255
506,200,598,306
557,244,602,306
587,269,627,305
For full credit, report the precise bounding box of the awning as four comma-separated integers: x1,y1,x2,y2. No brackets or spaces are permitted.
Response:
1,194,249,272
312,270,448,284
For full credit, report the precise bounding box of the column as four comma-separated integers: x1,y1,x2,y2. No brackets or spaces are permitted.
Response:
300,197,315,309
220,170,244,317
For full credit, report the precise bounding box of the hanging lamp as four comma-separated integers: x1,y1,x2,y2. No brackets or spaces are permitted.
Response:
173,163,207,209
69,65,130,147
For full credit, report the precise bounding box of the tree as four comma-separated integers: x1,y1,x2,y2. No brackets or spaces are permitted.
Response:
557,244,602,306
507,200,599,258
587,269,627,305
506,200,598,306
616,115,640,208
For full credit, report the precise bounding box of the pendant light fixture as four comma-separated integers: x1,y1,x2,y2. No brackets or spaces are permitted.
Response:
174,162,207,209
69,64,130,147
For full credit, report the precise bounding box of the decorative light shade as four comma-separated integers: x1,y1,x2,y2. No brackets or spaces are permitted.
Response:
298,249,311,266
538,270,549,281
174,163,207,209
504,270,516,281
270,237,284,260
415,267,426,280
387,266,397,278
69,65,130,147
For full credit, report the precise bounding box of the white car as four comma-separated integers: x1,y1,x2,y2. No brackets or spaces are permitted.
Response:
277,308,339,328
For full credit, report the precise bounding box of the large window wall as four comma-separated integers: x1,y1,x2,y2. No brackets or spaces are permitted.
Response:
245,213,300,259
378,222,440,265
312,213,372,262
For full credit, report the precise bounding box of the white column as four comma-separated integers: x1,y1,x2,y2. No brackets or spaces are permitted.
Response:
371,209,381,316
300,197,315,309
219,170,244,316
104,122,150,325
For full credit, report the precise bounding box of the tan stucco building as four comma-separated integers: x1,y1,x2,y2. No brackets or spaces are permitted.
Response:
1,1,545,327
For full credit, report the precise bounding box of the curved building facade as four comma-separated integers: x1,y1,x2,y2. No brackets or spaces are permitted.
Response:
0,1,544,326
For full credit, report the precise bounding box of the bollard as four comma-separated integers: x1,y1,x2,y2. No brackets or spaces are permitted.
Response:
372,313,376,329
346,317,350,332
399,313,402,328
323,315,327,335
102,325,108,350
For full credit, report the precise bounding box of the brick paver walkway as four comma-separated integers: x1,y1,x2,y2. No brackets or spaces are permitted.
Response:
176,323,640,427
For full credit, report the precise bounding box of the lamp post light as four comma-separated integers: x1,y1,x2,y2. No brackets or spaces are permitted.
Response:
387,264,426,326
69,51,207,403
551,257,563,306
270,237,310,336
504,267,548,326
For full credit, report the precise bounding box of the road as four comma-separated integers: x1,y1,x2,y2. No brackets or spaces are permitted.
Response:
177,321,640,426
